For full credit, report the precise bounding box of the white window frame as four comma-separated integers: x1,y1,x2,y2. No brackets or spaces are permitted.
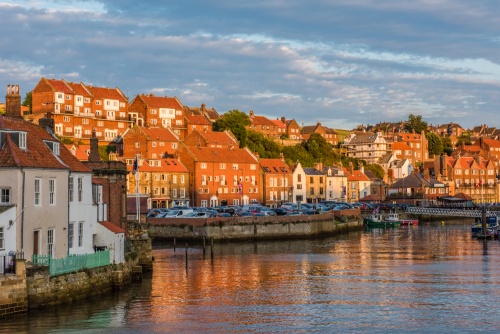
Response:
78,222,84,247
34,178,41,206
48,229,54,258
49,179,55,205
68,222,74,249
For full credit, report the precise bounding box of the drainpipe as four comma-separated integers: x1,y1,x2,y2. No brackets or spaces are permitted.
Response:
67,171,71,255
20,168,25,253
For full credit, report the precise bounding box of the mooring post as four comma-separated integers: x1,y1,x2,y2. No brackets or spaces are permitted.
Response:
203,237,206,258
185,243,188,269
173,238,176,253
210,238,214,261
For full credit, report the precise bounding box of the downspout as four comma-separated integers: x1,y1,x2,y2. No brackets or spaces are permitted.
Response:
21,168,25,252
67,171,71,255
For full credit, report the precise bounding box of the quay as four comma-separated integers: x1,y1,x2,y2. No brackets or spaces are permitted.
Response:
147,209,363,241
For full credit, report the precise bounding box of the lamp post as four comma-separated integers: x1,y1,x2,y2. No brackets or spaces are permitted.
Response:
402,173,406,205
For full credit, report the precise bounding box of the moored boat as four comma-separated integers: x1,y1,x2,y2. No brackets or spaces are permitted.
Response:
400,218,419,226
364,212,401,228
471,216,499,238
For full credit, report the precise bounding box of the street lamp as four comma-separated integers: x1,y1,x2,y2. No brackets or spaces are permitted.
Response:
402,173,406,205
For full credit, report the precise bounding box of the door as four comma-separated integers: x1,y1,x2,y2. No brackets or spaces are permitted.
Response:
33,230,40,255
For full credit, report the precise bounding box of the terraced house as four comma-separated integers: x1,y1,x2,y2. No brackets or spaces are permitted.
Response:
31,78,130,144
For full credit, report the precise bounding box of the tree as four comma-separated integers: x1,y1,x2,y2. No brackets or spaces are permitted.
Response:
405,114,428,133
442,136,453,154
427,132,444,157
456,130,472,146
22,91,32,113
365,163,385,179
213,110,251,148
246,130,281,159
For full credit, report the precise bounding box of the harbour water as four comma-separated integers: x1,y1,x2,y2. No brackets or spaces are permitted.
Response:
2,219,500,333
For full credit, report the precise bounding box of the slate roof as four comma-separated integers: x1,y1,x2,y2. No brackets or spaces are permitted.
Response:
260,158,290,174
389,173,445,189
303,167,325,176
0,115,91,172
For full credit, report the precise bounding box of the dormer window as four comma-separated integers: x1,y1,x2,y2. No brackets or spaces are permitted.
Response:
44,140,60,155
0,130,27,150
19,132,26,149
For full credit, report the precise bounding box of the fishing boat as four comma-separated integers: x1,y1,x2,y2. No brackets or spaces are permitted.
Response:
364,211,401,228
471,216,499,238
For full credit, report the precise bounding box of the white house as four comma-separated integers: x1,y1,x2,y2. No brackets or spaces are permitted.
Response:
322,166,348,201
95,221,125,264
292,161,307,204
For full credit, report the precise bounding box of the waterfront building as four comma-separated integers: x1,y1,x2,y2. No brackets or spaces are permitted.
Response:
177,143,261,207
260,157,293,207
321,164,348,201
303,167,326,203
126,157,190,208
291,162,307,204
30,78,130,144
1,85,97,259
387,170,448,206
343,165,371,203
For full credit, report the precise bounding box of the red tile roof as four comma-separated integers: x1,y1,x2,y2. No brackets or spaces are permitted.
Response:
67,82,91,97
343,168,370,181
483,139,500,148
185,115,211,125
392,142,412,150
270,119,286,129
126,158,188,173
46,79,73,94
185,146,258,163
398,133,421,142
87,86,127,102
141,127,179,142
196,130,238,146
99,221,126,234
251,115,276,126
0,116,91,172
139,95,183,110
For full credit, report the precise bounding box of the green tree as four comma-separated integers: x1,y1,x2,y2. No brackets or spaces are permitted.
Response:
365,163,385,179
427,132,444,156
456,130,472,146
213,110,251,148
246,130,281,159
22,91,32,113
442,136,453,154
405,114,428,133
282,145,315,167
302,133,340,165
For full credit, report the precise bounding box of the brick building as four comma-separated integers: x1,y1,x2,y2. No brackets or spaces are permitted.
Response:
260,157,293,207
247,110,280,139
31,78,130,144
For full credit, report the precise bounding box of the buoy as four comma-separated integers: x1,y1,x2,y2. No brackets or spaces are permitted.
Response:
442,221,445,225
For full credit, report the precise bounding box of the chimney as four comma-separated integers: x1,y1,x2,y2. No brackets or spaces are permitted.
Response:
424,169,430,181
281,116,286,123
254,151,259,159
5,84,22,118
314,162,323,171
348,162,354,174
280,152,285,161
475,155,482,166
201,103,206,111
249,110,254,117
88,129,101,162
39,113,55,133
440,154,448,179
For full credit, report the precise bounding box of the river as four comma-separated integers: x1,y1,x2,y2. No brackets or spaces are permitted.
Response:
2,220,500,333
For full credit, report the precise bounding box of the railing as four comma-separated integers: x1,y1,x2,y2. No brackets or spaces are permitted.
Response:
32,250,110,276
406,207,499,218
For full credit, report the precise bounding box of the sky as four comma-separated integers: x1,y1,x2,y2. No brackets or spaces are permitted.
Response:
1,0,500,130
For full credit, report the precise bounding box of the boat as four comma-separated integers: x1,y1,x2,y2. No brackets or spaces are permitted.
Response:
399,218,419,226
471,216,499,238
364,212,401,228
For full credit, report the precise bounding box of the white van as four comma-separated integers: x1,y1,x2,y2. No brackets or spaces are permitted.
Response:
163,209,194,218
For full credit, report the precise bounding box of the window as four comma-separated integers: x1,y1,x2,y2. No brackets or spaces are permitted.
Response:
48,229,54,258
297,184,302,190
201,200,207,207
68,222,74,249
49,179,55,205
78,222,83,247
310,177,314,183
78,177,83,202
171,143,177,149
310,188,314,195
34,178,41,205
150,109,157,114
19,132,27,149
0,188,10,204
135,142,140,148
200,163,207,169
297,174,302,182
232,164,239,170
250,164,256,170
220,163,226,169
180,188,185,198
181,175,185,184
173,175,177,184
172,189,177,197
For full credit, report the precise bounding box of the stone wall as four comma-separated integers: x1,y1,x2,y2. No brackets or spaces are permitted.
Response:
26,263,134,309
0,260,28,317
147,211,363,241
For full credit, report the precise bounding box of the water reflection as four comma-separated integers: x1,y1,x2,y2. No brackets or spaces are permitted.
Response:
2,221,500,333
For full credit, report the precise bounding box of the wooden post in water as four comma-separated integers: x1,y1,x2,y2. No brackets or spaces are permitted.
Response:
481,205,487,237
203,237,206,258
173,238,176,253
210,238,214,261
185,243,188,269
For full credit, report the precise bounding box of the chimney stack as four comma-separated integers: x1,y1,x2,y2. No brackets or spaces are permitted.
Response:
249,110,254,117
5,84,22,118
39,112,55,133
88,129,102,162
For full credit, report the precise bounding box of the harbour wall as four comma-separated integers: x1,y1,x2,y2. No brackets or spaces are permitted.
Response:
147,210,364,241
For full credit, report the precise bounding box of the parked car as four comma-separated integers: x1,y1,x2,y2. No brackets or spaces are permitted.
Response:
184,212,215,218
215,212,232,218
271,208,289,216
157,208,194,218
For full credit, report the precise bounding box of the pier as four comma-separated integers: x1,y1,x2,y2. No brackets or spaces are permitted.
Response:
406,207,500,218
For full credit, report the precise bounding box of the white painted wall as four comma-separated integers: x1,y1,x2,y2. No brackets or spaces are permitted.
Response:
94,224,125,264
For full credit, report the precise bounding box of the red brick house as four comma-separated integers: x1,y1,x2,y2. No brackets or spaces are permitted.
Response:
301,122,338,145
247,110,279,139
177,144,261,207
280,117,302,140
31,77,130,144
184,114,212,137
182,129,238,149
128,94,186,139
260,158,293,207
